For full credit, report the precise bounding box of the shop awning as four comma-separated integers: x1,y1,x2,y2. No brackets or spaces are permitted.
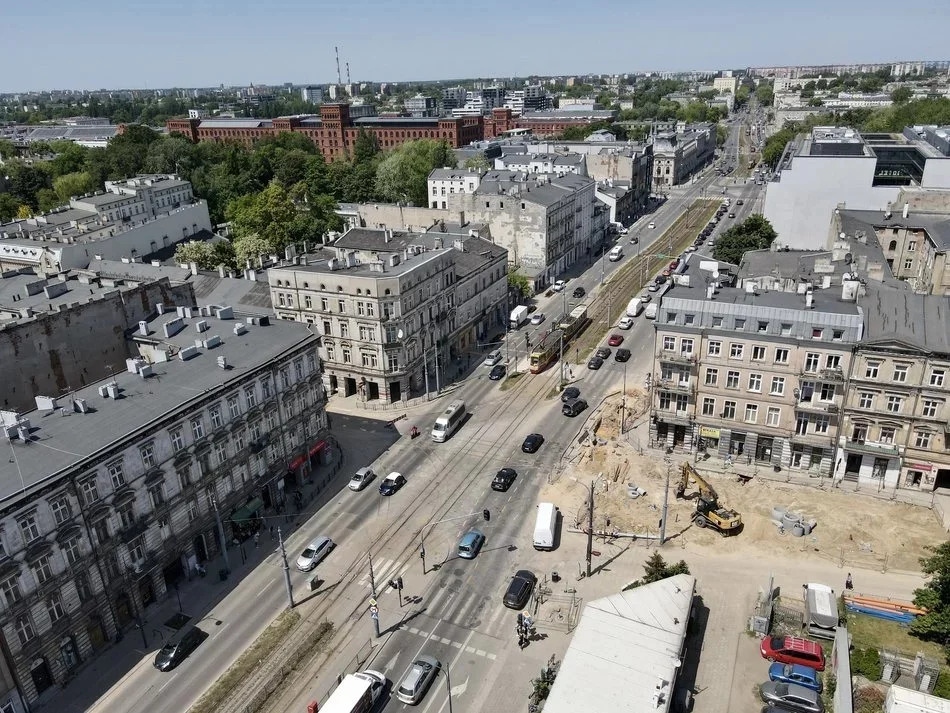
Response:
231,497,264,523
289,454,307,470
309,440,328,457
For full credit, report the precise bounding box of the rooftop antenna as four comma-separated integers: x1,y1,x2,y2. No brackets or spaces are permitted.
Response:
346,62,351,85
335,46,342,85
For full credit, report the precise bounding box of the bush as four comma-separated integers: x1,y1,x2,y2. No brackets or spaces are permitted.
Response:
851,647,882,681
854,686,886,713
931,669,950,700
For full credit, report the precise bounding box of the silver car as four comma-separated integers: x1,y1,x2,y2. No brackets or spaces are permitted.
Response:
396,654,441,705
295,536,334,572
759,681,823,713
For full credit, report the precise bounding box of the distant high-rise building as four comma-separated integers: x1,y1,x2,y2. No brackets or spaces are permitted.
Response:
301,85,324,104
442,86,467,113
404,94,437,118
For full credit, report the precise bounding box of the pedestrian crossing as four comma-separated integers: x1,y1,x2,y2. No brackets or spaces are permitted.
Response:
357,557,410,590
403,626,497,660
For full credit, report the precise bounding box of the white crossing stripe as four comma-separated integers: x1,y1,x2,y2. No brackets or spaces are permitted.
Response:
401,627,495,659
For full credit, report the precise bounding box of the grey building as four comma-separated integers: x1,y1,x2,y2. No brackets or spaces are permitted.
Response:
403,94,437,118
651,125,716,188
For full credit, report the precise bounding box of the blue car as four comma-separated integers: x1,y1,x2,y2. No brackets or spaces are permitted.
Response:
768,662,823,693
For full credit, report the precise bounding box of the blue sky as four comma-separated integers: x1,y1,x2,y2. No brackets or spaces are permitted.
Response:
3,0,949,92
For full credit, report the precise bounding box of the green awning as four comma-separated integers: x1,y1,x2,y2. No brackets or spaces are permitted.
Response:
231,497,264,523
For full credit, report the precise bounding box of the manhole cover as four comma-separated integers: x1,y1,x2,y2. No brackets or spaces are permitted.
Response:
164,612,190,630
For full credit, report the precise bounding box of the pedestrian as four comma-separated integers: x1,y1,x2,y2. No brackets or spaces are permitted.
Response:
845,573,853,591
254,531,260,548
269,525,275,541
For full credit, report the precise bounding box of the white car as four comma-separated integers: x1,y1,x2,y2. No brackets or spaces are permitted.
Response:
530,313,545,325
296,536,334,572
484,350,502,366
648,221,656,229
349,467,376,491
618,316,635,329
552,279,566,292
618,226,629,235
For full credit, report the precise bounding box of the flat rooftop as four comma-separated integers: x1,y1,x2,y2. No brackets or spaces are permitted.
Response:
0,309,317,507
860,282,950,353
839,208,950,251
0,270,148,326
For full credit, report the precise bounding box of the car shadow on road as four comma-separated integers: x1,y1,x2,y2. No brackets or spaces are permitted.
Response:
674,595,710,713
380,607,429,636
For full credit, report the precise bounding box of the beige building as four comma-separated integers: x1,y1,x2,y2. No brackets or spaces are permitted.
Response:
713,76,739,95
651,125,716,189
268,227,507,402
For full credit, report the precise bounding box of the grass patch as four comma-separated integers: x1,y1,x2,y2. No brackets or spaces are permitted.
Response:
189,609,302,713
499,372,524,391
847,612,945,660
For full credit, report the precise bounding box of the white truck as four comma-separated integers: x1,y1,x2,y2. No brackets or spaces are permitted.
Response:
509,305,529,329
644,303,658,320
313,670,387,713
626,298,643,317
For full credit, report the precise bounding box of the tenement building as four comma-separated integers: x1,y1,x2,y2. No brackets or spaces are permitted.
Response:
268,227,507,402
0,305,327,705
650,257,863,477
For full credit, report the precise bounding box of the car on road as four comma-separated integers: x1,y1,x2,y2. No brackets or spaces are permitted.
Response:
737,199,744,205
379,472,406,496
491,467,517,491
648,221,656,229
530,312,545,325
153,627,208,671
595,347,611,359
349,466,376,491
396,655,441,705
503,570,537,609
484,350,502,366
655,275,668,285
457,529,486,559
684,246,697,254
572,286,586,298
607,334,624,347
768,663,823,693
759,682,824,713
295,535,334,571
615,348,631,362
629,235,639,244
669,259,680,270
552,279,566,292
521,433,544,453
639,293,652,303
616,226,629,235
560,386,580,402
562,398,588,417
728,212,736,218
489,364,506,381
647,282,661,292
760,636,825,671
618,316,635,329
587,356,604,370
662,268,672,277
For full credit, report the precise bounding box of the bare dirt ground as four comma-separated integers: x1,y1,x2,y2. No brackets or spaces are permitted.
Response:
542,390,944,573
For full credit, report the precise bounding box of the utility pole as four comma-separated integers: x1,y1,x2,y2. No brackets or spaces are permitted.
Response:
209,494,231,576
586,478,595,578
368,551,378,598
277,527,295,608
621,358,628,434
559,332,565,389
660,461,671,545
423,342,430,401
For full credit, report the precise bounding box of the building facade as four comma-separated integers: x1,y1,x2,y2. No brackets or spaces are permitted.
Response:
404,95,437,118
0,306,327,707
651,125,716,188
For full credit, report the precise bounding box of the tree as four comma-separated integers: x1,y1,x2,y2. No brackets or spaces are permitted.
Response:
910,541,950,649
352,129,380,165
0,193,20,223
890,86,913,104
6,162,53,209
48,142,89,177
815,79,828,90
712,215,778,265
800,81,817,99
464,154,491,172
53,171,98,203
507,268,532,299
273,148,312,189
225,181,299,251
755,82,774,107
734,86,750,108
623,552,691,590
234,233,274,267
36,188,61,213
144,135,196,175
716,125,729,147
375,139,455,207
0,139,14,159
174,240,216,269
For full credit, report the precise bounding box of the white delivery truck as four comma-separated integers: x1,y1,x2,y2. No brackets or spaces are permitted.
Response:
803,583,839,640
608,245,623,262
533,502,558,551
626,297,643,317
314,670,387,713
510,305,529,329
644,303,658,319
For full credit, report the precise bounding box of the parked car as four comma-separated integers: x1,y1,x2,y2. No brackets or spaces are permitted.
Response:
629,235,639,244
595,347,612,359
521,433,544,453
587,356,604,370
491,468,517,491
457,529,486,560
737,199,744,205
759,682,824,713
484,350,502,366
349,467,376,491
530,312,545,325
655,275,668,285
560,386,580,402
669,259,680,270
768,663,823,693
615,348,631,362
760,636,825,671
647,282,661,292
489,364,506,381
648,221,656,229
572,287,586,298
552,279,566,292
607,334,624,346
618,316,635,329
153,627,208,671
396,655,441,705
379,472,407,496
728,212,736,218
562,398,588,417
639,293,652,303
295,535,335,571
503,570,537,609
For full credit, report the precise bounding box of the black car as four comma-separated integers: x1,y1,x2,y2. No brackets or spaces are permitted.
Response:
560,386,580,402
736,199,744,205
572,286,586,298
489,364,506,381
492,468,517,491
655,275,668,285
615,348,631,362
595,347,611,359
154,627,208,671
728,212,736,218
521,433,544,453
562,398,588,417
504,570,537,609
379,472,407,496
587,356,604,370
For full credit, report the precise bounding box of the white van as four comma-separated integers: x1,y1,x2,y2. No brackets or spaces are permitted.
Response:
626,297,643,317
431,400,466,442
608,246,623,262
533,502,558,551
804,583,839,640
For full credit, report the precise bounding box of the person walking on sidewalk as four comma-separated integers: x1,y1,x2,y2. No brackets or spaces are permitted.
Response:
845,573,853,591
254,531,260,548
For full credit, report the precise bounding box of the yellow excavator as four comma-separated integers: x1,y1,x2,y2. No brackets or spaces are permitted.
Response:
675,463,743,536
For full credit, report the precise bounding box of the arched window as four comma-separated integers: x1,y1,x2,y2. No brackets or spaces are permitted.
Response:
888,240,897,251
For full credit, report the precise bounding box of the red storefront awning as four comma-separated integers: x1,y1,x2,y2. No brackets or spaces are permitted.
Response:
308,440,328,457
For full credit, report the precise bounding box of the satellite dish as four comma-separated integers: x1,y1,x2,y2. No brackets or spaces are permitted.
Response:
397,329,404,339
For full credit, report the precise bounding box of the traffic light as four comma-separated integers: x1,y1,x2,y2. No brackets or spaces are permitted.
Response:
396,577,403,590
389,579,398,590
483,509,491,522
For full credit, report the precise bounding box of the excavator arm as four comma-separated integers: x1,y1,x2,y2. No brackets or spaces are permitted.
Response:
678,462,719,502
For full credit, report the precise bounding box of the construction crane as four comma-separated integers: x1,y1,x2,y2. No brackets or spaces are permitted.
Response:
675,463,742,536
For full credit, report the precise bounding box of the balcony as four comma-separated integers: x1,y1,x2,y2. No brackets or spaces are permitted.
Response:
657,350,697,366
790,432,836,448
652,406,693,425
656,378,696,395
799,367,845,382
794,400,839,414
842,439,900,458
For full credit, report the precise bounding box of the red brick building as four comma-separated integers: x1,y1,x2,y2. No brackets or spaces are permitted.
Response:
167,104,483,159
480,107,618,140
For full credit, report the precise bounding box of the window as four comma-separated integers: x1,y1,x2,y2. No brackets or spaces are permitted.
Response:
47,592,66,623
387,353,399,371
128,535,146,564
865,361,880,379
304,295,312,310
923,399,940,418
61,535,82,566
265,410,278,432
770,377,785,396
228,396,240,420
811,328,823,340
931,369,946,387
210,407,223,429
191,417,205,440
342,347,351,364
702,398,716,416
140,444,155,469
148,482,166,508
712,316,723,328
893,364,909,383
735,318,746,330
825,354,841,369
75,572,92,603
813,416,829,434
767,407,781,426
707,341,722,357
14,615,34,646
748,373,762,392
234,428,246,451
804,353,820,372
819,383,836,401
108,461,125,488
320,297,329,312
726,370,740,389
294,359,303,381
907,240,917,252
780,323,792,336
751,346,766,361
885,394,904,413
0,576,21,606
361,352,379,368
858,392,874,409
337,299,345,313
915,430,933,449
722,401,736,419
31,555,53,586
663,336,675,351
879,427,896,444
50,497,71,526
832,330,844,341
684,314,695,325
187,498,199,522
666,312,677,324
19,514,39,543
214,441,228,465
357,301,366,316
704,368,718,386
774,348,789,364
170,428,185,453
261,378,272,399
757,321,768,333
358,326,375,341
118,503,135,529
245,386,257,408
729,343,743,359
680,338,694,354
79,478,99,506
744,404,758,423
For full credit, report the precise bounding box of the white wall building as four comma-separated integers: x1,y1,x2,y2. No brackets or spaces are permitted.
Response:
427,168,484,209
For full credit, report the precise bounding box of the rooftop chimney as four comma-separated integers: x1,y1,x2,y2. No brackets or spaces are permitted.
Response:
805,290,814,309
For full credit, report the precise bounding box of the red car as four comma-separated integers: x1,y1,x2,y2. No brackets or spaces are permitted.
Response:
760,636,825,671
607,334,624,347
669,259,680,270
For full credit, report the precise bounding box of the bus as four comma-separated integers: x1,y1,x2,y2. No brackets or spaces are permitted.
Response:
558,305,589,343
431,400,466,442
317,670,387,713
529,330,563,374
